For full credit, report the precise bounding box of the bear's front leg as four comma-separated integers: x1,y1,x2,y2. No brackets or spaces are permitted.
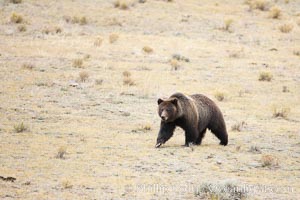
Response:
155,122,176,148
184,128,198,147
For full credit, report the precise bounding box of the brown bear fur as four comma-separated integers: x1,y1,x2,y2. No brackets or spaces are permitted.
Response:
155,92,228,148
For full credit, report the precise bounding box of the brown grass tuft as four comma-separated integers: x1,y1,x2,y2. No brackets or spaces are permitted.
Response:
13,122,28,133
18,25,26,32
249,146,262,154
72,59,84,68
62,180,73,189
223,19,234,32
22,63,34,70
214,91,226,101
71,16,87,25
64,16,87,25
122,70,131,77
114,0,121,7
279,23,293,33
133,124,152,132
141,124,152,131
143,46,153,53
261,155,279,167
247,0,270,11
109,33,119,43
10,13,23,24
54,26,62,33
123,77,135,86
272,105,290,119
114,0,130,10
293,50,300,57
79,16,87,25
56,146,67,159
269,6,281,19
42,26,62,35
106,17,122,26
79,71,89,82
231,121,246,132
42,27,51,35
95,79,103,85
42,26,63,35
258,71,272,81
84,54,91,60
282,86,289,93
170,59,180,71
10,0,22,3
94,37,103,47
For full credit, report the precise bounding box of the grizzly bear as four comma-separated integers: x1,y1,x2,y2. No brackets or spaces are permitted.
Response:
155,92,228,148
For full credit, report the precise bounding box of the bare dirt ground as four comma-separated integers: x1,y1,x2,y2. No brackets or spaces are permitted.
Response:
0,0,299,199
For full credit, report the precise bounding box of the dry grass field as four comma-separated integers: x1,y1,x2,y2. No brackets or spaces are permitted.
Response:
0,0,300,199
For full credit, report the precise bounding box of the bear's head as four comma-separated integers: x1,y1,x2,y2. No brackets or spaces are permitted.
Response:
156,97,179,148
157,98,178,123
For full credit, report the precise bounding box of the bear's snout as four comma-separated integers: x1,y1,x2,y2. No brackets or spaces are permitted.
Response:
160,111,168,121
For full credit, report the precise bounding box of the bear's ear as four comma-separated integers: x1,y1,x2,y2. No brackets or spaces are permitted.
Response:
157,98,164,105
171,98,178,106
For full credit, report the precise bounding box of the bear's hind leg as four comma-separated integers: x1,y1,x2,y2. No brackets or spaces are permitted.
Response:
195,128,206,145
210,126,228,146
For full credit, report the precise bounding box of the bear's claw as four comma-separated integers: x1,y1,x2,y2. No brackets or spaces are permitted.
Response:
155,143,162,148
